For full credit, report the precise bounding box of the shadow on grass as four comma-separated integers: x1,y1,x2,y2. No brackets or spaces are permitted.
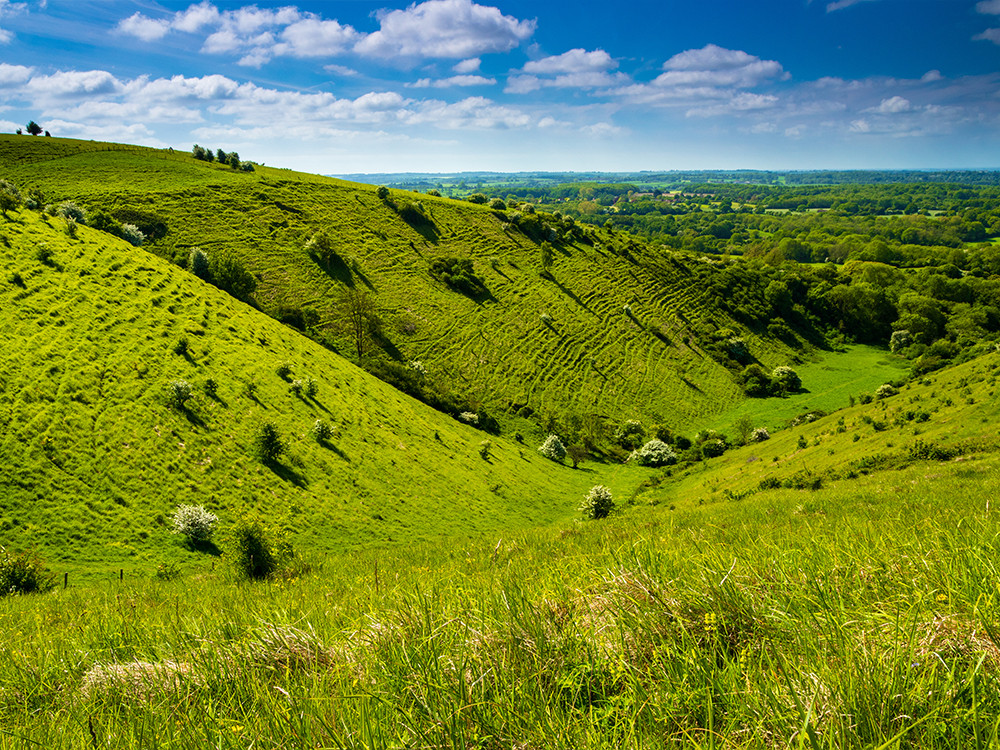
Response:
267,460,307,488
186,538,222,556
317,439,350,462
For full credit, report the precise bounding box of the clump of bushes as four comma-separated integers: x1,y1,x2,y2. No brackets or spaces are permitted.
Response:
580,485,615,520
737,364,802,397
538,434,567,462
771,366,802,394
119,223,145,246
57,201,86,224
750,427,771,442
614,420,645,450
228,515,292,580
429,257,489,299
170,504,218,545
631,439,677,467
875,383,898,399
0,547,54,595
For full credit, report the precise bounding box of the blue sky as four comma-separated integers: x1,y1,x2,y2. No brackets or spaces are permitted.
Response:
0,0,998,172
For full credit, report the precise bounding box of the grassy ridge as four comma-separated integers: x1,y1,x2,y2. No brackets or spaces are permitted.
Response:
0,207,629,578
3,362,1000,746
0,135,802,432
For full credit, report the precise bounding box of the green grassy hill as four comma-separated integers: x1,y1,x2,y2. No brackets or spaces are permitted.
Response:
3,349,1000,748
0,206,637,579
0,135,804,435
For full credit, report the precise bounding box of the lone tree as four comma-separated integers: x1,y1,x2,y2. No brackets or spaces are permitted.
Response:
336,288,381,362
26,121,42,136
0,180,22,218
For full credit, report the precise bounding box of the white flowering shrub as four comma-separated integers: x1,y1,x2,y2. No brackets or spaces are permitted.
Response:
120,223,145,246
57,201,86,224
458,412,479,425
771,366,801,393
631,439,677,467
580,485,615,519
875,383,898,399
890,330,913,353
538,434,567,462
171,504,218,543
750,427,771,442
410,360,427,378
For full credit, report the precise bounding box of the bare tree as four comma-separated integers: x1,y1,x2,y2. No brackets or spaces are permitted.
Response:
336,288,381,361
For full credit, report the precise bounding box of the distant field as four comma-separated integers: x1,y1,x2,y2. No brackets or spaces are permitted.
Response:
696,344,910,435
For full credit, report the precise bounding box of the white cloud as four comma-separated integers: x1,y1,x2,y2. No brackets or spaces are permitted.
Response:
274,18,359,58
27,70,124,97
172,1,220,33
404,95,532,129
658,44,786,89
324,64,360,77
409,74,496,88
581,122,623,137
453,57,481,73
974,28,1000,44
354,0,535,60
869,95,910,113
523,48,616,75
0,0,27,43
921,70,943,83
686,92,779,117
976,0,1000,14
116,12,171,42
0,62,32,86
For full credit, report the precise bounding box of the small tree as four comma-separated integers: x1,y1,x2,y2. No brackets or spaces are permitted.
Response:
26,121,42,136
336,288,381,362
171,504,218,544
376,185,390,200
253,421,285,464
733,415,755,445
538,434,567,462
311,419,332,443
580,485,615,520
540,241,554,273
166,380,193,410
890,330,913,353
229,515,289,580
189,248,211,280
613,420,645,450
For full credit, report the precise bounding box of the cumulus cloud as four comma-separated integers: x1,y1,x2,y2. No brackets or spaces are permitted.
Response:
976,0,1000,14
273,18,359,57
115,12,171,41
354,0,535,60
409,74,496,88
27,70,124,98
0,62,32,86
869,95,911,114
657,44,786,89
453,57,481,73
0,0,27,43
523,48,616,75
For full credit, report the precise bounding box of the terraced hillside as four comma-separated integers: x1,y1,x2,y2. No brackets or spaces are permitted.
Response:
0,206,621,579
0,135,802,434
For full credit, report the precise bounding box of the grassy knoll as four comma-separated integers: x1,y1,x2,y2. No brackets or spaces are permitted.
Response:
3,359,1000,746
0,206,635,580
696,344,911,434
0,135,801,432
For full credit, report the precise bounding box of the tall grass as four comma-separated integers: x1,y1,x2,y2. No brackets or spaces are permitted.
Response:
4,457,1000,748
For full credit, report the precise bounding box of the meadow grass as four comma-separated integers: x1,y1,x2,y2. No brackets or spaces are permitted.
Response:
3,448,1000,748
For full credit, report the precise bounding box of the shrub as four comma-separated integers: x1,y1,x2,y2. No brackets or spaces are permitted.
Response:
0,179,22,217
289,379,304,397
737,364,772,397
311,419,332,443
466,193,487,204
479,440,492,459
458,411,479,425
890,329,913,354
538,434,567,462
170,504,218,544
488,198,506,210
632,439,677,467
57,201,86,224
875,383,898,399
376,185,390,200
771,366,802,394
64,217,78,238
276,362,292,379
750,427,771,442
229,516,290,580
614,420,645,450
429,257,489,299
580,485,615,520
120,223,145,246
166,380,193,409
701,439,727,458
34,243,53,265
0,547,54,595
304,377,318,399
253,421,285,463
173,337,189,357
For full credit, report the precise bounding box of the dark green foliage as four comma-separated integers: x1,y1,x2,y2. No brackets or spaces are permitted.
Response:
275,305,319,333
25,121,42,136
173,337,189,356
0,179,22,217
737,364,772,397
208,249,257,302
228,516,290,580
466,193,487,204
203,378,218,399
0,548,54,595
189,248,211,280
376,185,389,200
111,208,168,241
429,257,490,300
253,421,285,464
613,420,645,450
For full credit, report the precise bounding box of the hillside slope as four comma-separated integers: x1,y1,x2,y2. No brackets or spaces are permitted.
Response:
0,206,617,578
0,135,804,435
